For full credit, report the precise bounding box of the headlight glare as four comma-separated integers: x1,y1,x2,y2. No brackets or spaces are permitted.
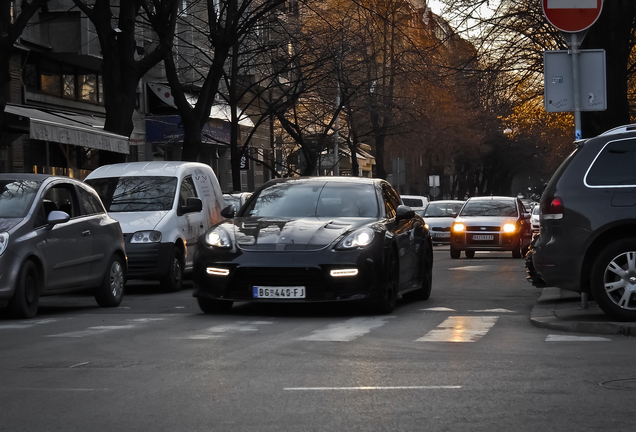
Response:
205,227,232,248
452,223,465,232
503,223,516,233
338,227,375,249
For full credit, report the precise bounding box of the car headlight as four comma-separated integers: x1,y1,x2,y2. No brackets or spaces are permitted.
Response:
502,223,516,233
337,227,375,249
205,227,232,249
424,223,430,230
0,232,9,256
452,223,465,233
130,231,162,243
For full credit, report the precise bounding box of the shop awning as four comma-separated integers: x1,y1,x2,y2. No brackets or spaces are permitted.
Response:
3,104,129,154
148,83,255,127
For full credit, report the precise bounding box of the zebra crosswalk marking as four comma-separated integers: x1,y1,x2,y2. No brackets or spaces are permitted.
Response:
415,316,498,342
298,317,395,342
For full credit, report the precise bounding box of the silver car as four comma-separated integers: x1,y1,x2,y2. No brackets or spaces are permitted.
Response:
422,200,465,245
0,174,127,318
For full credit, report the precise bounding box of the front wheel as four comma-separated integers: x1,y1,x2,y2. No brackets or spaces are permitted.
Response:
512,239,523,258
8,260,40,319
374,250,398,314
591,239,636,321
95,255,125,307
161,246,184,292
450,246,460,259
465,250,475,258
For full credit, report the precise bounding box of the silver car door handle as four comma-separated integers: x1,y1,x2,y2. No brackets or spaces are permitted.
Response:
82,230,91,236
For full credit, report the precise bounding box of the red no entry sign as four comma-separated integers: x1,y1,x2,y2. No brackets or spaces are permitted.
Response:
542,0,604,33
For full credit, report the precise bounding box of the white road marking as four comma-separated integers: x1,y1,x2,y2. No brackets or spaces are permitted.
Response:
284,386,462,391
0,318,61,330
298,317,395,342
449,266,489,271
546,335,611,342
205,321,274,333
126,318,165,323
469,308,516,313
416,316,499,342
47,325,137,338
181,335,224,340
421,307,456,312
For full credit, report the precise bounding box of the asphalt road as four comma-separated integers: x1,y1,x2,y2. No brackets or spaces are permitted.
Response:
1,246,634,432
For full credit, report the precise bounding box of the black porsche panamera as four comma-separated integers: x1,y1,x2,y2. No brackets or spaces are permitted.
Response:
192,177,433,314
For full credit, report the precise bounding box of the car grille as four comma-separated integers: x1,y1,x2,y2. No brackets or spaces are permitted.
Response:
466,226,500,232
431,227,450,232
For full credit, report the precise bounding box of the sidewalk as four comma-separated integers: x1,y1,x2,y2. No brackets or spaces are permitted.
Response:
530,287,636,336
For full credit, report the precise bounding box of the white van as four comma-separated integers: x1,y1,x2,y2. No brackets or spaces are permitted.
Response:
400,194,429,210
85,162,224,291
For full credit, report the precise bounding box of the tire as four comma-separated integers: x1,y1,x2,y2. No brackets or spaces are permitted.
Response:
95,255,125,307
374,250,398,314
591,239,636,321
161,246,184,292
403,248,433,302
465,250,475,258
512,239,523,258
450,246,460,259
198,297,233,314
8,260,40,319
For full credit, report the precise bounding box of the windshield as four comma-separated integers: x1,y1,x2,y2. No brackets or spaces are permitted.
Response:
0,179,42,218
242,181,379,218
86,176,177,212
424,202,464,217
460,199,518,217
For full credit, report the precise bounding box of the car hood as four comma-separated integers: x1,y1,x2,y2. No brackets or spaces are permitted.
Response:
424,216,456,229
229,217,371,251
107,211,169,234
0,218,21,233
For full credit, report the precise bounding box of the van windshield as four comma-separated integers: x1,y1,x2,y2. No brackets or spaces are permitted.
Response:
86,176,177,212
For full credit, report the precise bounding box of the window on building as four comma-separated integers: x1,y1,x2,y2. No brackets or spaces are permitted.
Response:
40,60,62,97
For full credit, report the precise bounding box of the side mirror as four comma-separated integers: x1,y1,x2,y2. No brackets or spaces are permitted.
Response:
396,205,415,221
47,210,70,227
180,197,203,215
221,204,237,219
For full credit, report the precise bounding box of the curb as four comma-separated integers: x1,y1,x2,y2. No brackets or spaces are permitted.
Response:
530,288,636,336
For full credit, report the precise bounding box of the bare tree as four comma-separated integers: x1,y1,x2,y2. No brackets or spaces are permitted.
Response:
72,0,178,138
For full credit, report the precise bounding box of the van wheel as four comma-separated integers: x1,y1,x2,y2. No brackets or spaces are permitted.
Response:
8,260,40,319
161,247,183,292
591,239,636,321
95,255,125,307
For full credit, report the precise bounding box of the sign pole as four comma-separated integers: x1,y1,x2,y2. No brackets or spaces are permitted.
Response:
571,32,582,140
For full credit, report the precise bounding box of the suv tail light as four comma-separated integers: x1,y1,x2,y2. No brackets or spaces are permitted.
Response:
543,196,563,220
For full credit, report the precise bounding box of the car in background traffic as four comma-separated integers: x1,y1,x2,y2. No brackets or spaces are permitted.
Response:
530,204,540,232
422,200,465,245
400,195,428,214
528,124,636,321
193,177,434,314
222,192,252,216
85,162,224,292
450,196,532,259
0,174,126,318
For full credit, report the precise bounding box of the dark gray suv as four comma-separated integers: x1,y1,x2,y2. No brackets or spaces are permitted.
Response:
527,124,636,321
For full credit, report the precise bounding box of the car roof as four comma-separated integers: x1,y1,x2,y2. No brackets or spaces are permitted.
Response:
263,176,384,186
85,161,212,178
466,196,516,202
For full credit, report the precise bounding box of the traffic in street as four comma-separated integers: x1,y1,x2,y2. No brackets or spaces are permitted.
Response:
1,246,633,432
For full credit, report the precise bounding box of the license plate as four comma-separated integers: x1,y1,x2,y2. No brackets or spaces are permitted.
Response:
433,232,450,238
253,286,306,299
472,234,494,241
